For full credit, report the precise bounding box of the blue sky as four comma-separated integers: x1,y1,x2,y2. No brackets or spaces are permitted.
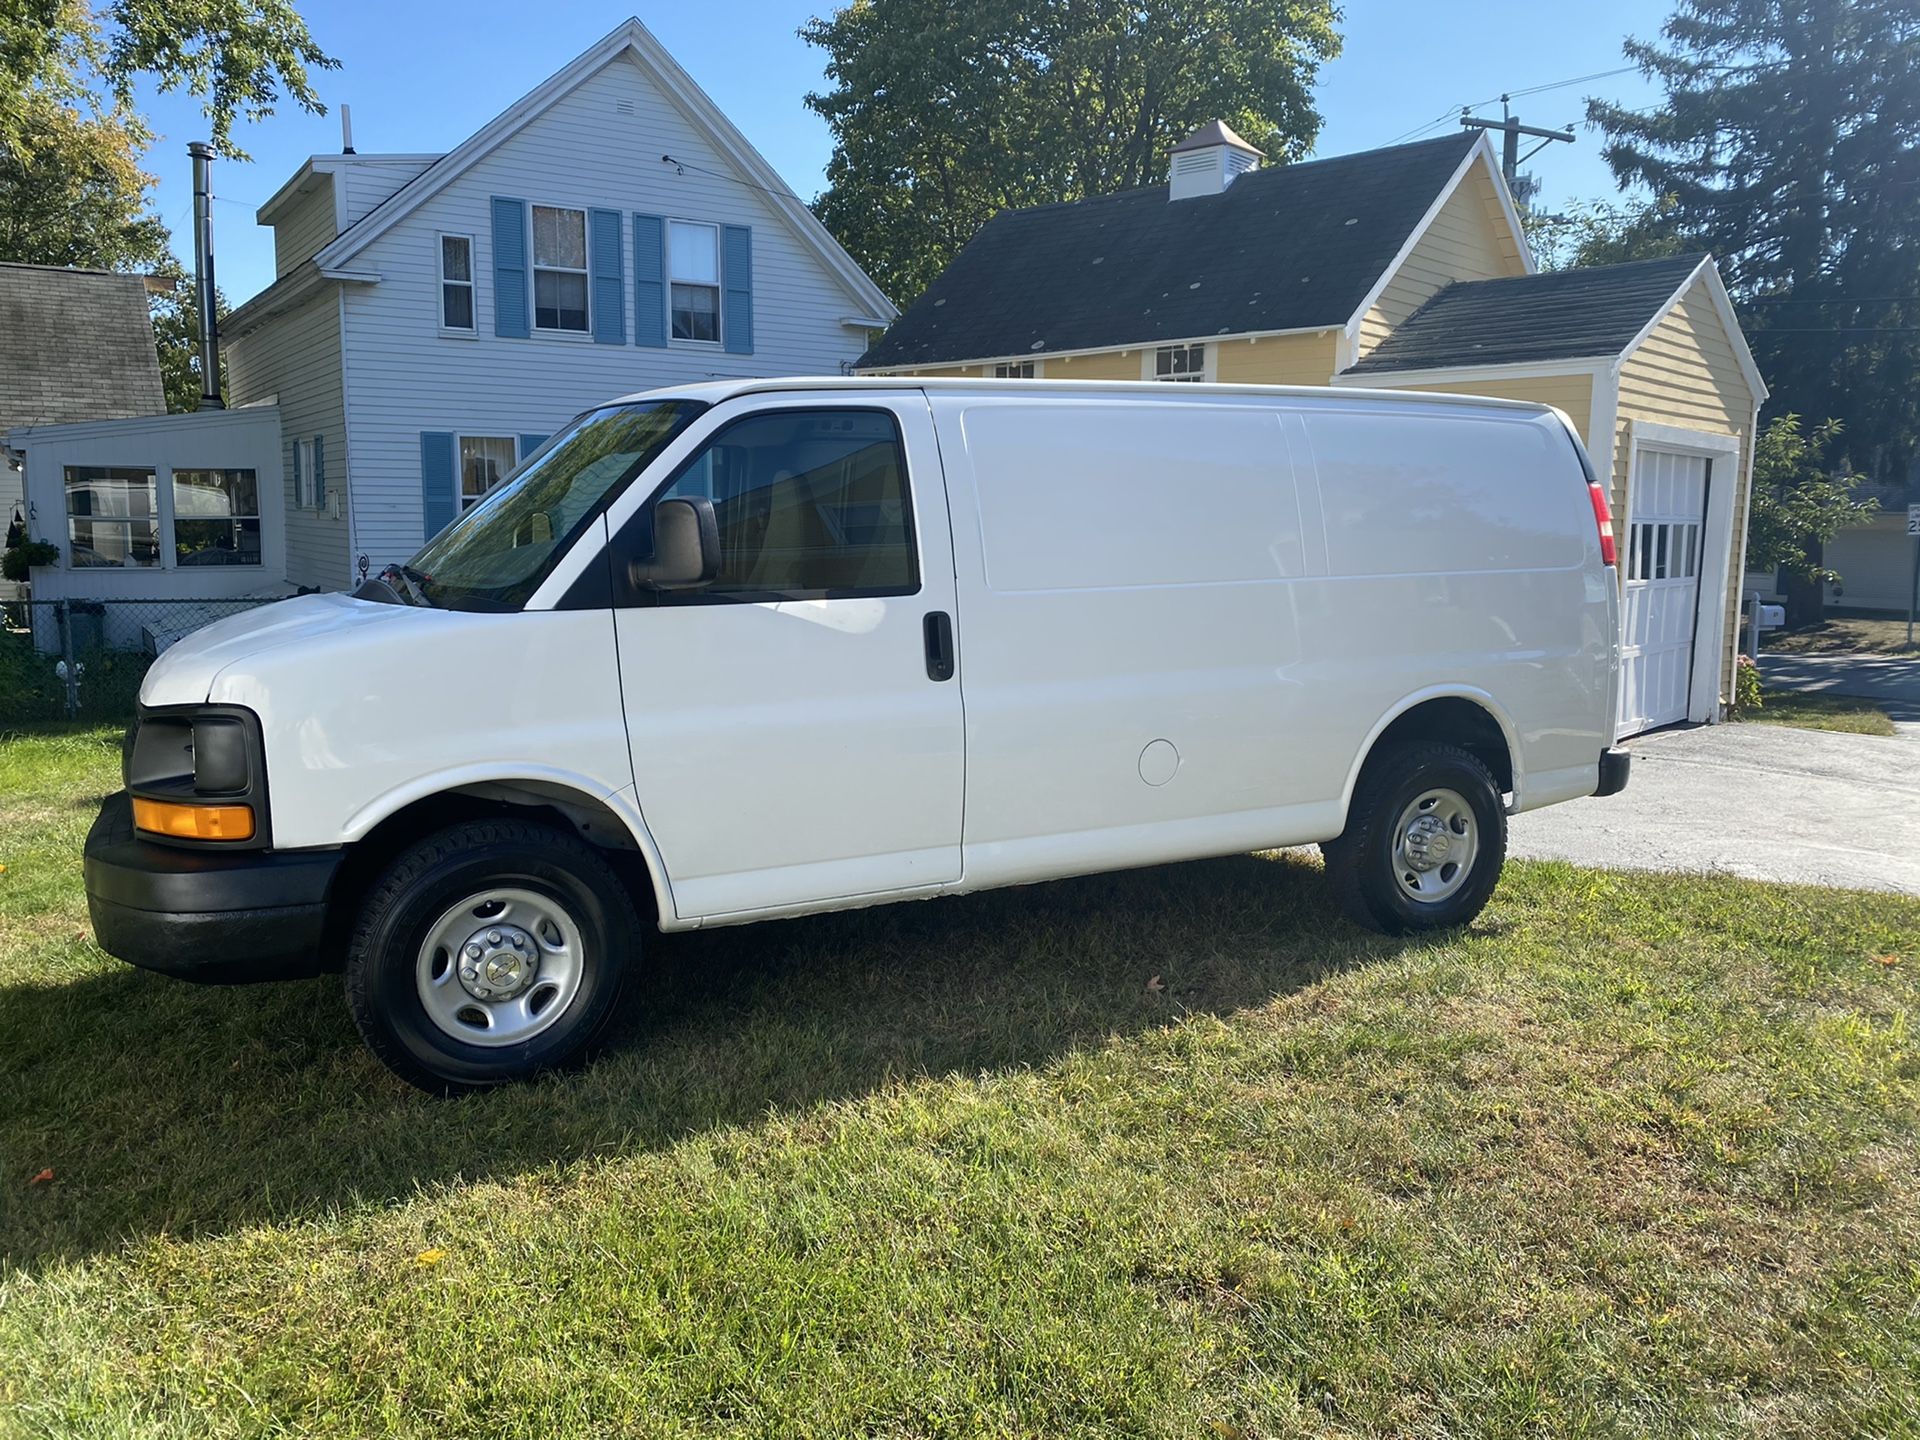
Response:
131,1,1678,305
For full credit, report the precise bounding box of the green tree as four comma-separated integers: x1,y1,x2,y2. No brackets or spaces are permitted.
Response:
1587,0,1920,483
801,0,1341,305
1,0,332,410
1525,195,1692,272
1747,414,1877,626
2,0,334,161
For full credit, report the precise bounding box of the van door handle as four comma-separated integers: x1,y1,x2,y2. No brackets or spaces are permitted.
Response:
923,611,955,682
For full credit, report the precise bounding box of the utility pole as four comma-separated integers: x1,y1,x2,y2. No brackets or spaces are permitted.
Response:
1460,97,1575,192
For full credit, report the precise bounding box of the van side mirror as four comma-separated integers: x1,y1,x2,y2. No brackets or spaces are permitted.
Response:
629,496,720,590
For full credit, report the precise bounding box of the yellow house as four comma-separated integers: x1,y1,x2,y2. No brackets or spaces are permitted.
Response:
858,125,1767,738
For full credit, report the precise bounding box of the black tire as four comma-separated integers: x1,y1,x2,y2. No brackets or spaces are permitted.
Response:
1321,741,1507,936
344,819,639,1094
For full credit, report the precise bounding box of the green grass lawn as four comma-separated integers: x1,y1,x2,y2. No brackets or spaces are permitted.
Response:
1748,692,1900,736
2,726,1918,1438
1763,614,1920,656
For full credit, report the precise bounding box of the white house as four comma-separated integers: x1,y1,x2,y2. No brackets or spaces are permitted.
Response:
217,15,892,590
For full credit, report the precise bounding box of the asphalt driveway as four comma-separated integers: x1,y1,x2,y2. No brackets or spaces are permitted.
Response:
1759,651,1920,720
1509,719,1920,896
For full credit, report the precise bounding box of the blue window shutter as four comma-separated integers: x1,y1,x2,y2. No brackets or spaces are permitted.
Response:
722,224,753,355
633,213,666,348
421,431,456,540
289,437,302,507
589,209,625,345
517,433,549,459
491,197,529,339
313,434,326,506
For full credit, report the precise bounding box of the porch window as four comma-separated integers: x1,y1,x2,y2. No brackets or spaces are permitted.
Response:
65,467,159,568
532,206,589,332
439,234,475,331
173,469,261,566
1151,343,1207,381
994,361,1037,378
460,435,517,509
668,220,720,342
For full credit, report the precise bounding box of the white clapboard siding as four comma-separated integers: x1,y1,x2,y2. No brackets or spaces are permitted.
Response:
337,50,875,569
225,292,350,587
340,159,439,226
273,181,340,279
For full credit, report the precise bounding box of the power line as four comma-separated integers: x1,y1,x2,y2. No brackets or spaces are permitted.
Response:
659,153,801,203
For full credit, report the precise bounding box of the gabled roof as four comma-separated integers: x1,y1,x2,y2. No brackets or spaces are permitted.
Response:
856,131,1484,371
307,16,892,321
1343,253,1713,374
0,264,165,430
1170,120,1262,156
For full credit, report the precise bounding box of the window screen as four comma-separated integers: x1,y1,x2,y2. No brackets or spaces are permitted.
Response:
654,409,917,598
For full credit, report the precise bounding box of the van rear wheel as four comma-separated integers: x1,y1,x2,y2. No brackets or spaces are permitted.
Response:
344,819,638,1094
1321,741,1507,935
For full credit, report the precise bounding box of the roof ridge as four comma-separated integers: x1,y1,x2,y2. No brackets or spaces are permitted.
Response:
0,260,149,280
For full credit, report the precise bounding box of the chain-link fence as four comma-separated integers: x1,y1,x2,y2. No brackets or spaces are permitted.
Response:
1,595,285,723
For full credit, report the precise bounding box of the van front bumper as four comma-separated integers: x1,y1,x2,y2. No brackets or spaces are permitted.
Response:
1593,746,1632,797
83,792,341,983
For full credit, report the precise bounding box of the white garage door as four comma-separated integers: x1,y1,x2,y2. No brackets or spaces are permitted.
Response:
1618,447,1712,735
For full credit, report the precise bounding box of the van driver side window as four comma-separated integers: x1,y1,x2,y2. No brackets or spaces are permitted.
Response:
644,408,918,600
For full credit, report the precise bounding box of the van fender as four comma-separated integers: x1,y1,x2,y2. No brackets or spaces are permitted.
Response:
1336,686,1525,827
341,764,680,927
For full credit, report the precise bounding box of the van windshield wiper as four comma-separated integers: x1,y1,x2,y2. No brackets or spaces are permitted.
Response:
380,563,434,607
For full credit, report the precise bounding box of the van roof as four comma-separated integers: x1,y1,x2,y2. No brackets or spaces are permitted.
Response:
603,375,1562,418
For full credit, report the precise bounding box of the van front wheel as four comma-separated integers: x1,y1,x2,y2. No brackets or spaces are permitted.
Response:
1321,742,1507,935
344,819,638,1093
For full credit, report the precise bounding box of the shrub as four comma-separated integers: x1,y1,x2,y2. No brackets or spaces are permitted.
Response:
1732,653,1764,716
1,539,59,581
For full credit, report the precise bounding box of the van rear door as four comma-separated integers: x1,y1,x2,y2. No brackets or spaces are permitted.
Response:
606,393,964,920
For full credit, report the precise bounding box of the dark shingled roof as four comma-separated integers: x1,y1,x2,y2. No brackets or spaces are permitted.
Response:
858,132,1480,370
1,263,166,430
1345,253,1707,374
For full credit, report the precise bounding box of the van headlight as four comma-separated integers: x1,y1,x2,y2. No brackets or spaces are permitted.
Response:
124,705,268,846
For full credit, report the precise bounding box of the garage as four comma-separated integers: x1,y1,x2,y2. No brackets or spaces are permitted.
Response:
1334,253,1767,736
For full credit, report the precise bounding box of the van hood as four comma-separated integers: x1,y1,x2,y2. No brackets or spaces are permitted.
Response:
139,593,429,707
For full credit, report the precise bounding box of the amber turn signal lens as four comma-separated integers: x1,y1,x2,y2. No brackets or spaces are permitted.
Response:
132,797,256,842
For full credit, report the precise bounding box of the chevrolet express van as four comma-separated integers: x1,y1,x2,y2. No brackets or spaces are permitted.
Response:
85,379,1629,1091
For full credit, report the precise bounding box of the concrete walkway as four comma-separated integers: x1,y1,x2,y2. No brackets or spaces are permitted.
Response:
1759,651,1920,720
1510,721,1920,896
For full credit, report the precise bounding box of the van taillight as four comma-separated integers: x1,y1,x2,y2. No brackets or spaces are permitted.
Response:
1587,481,1617,566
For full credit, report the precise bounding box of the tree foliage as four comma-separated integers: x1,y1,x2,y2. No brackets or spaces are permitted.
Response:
1,0,334,161
1746,414,1877,584
0,0,329,410
801,0,1341,304
1526,195,1693,272
1587,0,1920,482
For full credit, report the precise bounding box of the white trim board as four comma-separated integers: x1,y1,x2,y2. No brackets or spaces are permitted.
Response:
1329,357,1611,387
309,17,894,323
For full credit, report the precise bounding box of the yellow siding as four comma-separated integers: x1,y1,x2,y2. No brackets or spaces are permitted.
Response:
1214,331,1340,385
1357,163,1526,356
1613,276,1758,710
884,331,1340,386
1382,373,1595,444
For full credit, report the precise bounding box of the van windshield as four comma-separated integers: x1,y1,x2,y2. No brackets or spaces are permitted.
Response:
405,399,707,610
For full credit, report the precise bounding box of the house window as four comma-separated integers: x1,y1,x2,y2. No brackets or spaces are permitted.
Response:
294,437,317,509
668,220,720,343
994,361,1037,378
1151,343,1208,381
65,466,159,568
439,234,475,331
460,435,517,509
173,469,261,567
532,205,589,332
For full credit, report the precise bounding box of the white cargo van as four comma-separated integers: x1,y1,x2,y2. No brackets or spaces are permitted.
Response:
85,379,1629,1090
